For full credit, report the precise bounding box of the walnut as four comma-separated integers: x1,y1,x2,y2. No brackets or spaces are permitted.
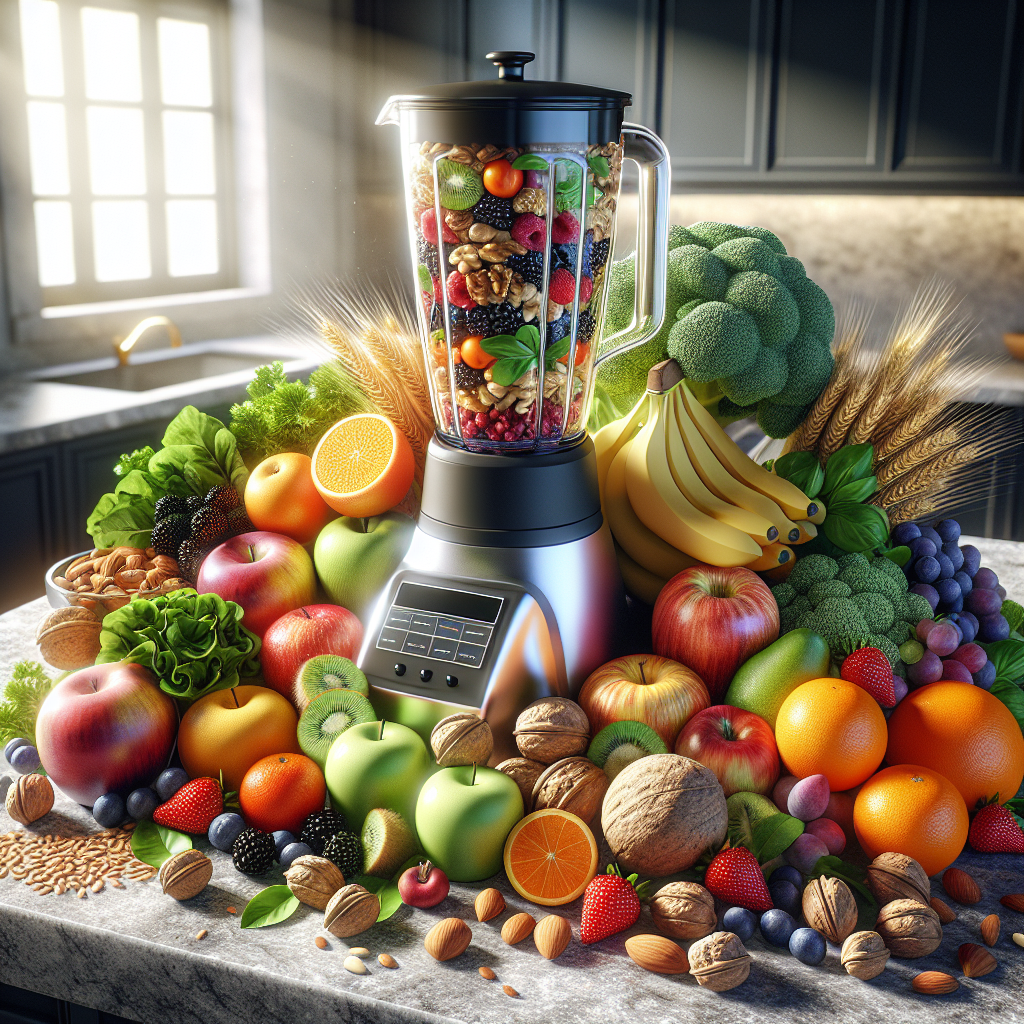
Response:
159,849,213,901
866,852,931,906
466,264,514,305
324,884,380,938
547,300,565,322
445,209,473,242
588,141,622,192
687,931,751,991
36,607,101,670
475,144,518,165
495,757,546,811
875,899,943,958
513,697,590,764
513,187,547,216
468,222,511,244
5,773,54,824
430,713,494,767
588,203,613,242
841,930,890,979
802,876,858,944
284,855,347,910
531,756,609,825
650,881,717,940
479,240,527,263
521,286,541,323
449,244,482,273
506,276,533,308
410,157,435,210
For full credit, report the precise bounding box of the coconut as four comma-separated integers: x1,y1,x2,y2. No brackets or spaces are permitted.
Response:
601,753,727,876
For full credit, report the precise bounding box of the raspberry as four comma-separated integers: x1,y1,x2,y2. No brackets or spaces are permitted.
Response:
548,268,576,305
446,271,475,309
551,211,580,245
420,208,458,246
579,275,593,305
511,213,546,251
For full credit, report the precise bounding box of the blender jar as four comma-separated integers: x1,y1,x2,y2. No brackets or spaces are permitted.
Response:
378,51,670,452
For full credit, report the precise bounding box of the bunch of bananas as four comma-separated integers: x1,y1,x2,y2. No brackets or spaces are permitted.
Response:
594,361,824,604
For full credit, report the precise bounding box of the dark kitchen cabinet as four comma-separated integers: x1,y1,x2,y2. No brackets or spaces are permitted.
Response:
0,982,137,1024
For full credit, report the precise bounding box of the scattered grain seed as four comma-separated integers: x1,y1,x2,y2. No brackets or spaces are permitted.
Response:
349,947,370,956
77,888,86,898
91,880,104,893
226,906,237,914
315,937,328,949
502,985,519,998
196,930,208,941
378,954,397,968
344,956,368,975
479,967,497,981
110,879,124,889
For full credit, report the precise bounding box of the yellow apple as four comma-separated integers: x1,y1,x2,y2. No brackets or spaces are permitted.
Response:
244,452,336,544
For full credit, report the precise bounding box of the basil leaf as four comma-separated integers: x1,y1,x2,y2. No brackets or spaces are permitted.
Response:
130,820,192,868
822,444,874,497
416,264,432,292
982,638,1024,686
990,681,1024,752
772,451,824,498
480,334,532,359
882,545,912,568
749,813,804,864
544,337,571,363
512,154,548,171
831,476,878,505
587,154,610,178
349,874,403,921
490,357,535,387
240,885,301,929
822,500,889,553
515,324,541,351
1001,599,1024,636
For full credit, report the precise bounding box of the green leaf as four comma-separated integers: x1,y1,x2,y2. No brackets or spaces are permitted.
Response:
416,264,432,292
544,337,571,364
1001,599,1024,636
349,874,403,921
749,813,804,864
490,357,535,387
882,545,912,568
114,447,156,478
831,476,878,505
822,500,889,553
822,444,874,497
240,885,301,929
130,820,192,868
515,324,541,350
512,153,548,171
0,661,55,748
772,451,824,498
480,334,532,359
587,154,610,178
981,638,1024,687
990,679,1024,738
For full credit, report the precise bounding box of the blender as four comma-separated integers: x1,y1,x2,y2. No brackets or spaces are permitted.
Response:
358,52,671,762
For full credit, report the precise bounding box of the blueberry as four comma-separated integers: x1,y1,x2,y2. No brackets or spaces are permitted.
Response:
770,865,804,888
272,830,296,861
768,879,803,919
208,812,246,852
279,842,313,871
9,744,40,774
126,787,160,821
973,660,996,690
155,767,189,802
918,525,943,549
722,906,757,942
934,519,961,544
3,738,29,763
789,926,827,965
942,543,964,572
914,556,940,584
891,522,922,546
908,537,937,561
760,908,798,947
93,793,126,828
960,545,982,578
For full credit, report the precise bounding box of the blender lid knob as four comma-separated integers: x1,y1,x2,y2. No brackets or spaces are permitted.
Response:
420,668,433,682
486,51,534,80
394,663,406,677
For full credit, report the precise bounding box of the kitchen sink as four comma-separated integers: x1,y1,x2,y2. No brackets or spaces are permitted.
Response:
44,352,267,391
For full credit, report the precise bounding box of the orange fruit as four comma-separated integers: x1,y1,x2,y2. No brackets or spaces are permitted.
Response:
238,752,326,834
774,677,887,790
886,680,1024,809
854,764,969,876
244,452,336,544
503,808,599,906
312,414,415,518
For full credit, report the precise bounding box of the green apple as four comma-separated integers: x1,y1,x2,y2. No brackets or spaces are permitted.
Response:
313,512,416,620
324,720,430,831
415,765,524,882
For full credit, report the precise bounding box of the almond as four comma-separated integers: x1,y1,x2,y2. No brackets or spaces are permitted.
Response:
929,897,957,924
474,887,505,922
424,918,472,961
624,933,689,975
501,912,536,946
377,954,397,968
343,955,368,975
479,966,497,980
958,942,996,978
980,913,1000,947
534,914,571,960
1000,893,1024,913
942,867,981,905
1012,932,1024,949
912,971,959,995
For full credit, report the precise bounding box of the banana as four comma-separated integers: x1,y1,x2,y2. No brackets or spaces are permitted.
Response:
677,382,818,521
593,393,649,513
624,394,763,567
790,520,818,544
808,500,827,525
605,440,700,579
614,541,669,606
745,542,793,571
670,388,803,540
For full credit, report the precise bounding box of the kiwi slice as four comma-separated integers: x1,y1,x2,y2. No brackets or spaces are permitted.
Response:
437,159,483,211
293,656,369,712
587,721,667,780
298,688,376,768
361,808,417,879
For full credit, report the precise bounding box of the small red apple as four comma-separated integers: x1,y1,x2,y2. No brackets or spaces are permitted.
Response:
397,860,449,908
675,704,780,797
653,565,779,702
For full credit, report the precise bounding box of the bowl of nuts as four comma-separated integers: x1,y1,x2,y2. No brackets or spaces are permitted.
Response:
46,546,189,615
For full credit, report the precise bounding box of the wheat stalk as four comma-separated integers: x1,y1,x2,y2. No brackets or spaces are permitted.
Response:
875,424,962,487
876,445,981,507
872,397,948,461
818,371,876,460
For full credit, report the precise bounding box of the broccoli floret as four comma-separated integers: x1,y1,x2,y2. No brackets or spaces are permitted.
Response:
722,272,800,348
904,591,935,625
872,556,908,585
808,580,853,604
837,565,904,608
718,396,758,419
791,595,811,617
885,620,912,646
836,552,870,573
866,635,901,669
789,554,840,595
779,604,803,633
670,301,761,382
773,333,835,407
712,237,782,278
756,399,811,439
772,582,797,609
850,592,896,632
719,346,789,406
808,598,870,643
672,245,729,301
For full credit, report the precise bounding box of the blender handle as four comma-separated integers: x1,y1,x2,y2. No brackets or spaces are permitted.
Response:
594,122,671,367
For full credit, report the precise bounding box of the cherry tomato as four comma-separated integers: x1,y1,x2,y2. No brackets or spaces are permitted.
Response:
558,342,590,367
461,335,496,369
483,159,523,199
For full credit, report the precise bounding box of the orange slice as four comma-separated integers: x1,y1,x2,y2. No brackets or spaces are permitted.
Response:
311,413,415,517
503,808,599,906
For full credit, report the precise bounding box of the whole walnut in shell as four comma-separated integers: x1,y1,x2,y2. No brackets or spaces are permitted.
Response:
688,931,751,991
875,899,942,958
430,713,493,767
513,697,590,764
5,773,54,824
650,881,717,940
802,876,858,944
841,930,890,979
494,757,545,811
601,754,727,876
531,756,609,825
36,607,102,670
866,852,930,906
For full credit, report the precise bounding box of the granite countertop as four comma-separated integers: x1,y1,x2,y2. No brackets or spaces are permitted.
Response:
2,540,1023,1024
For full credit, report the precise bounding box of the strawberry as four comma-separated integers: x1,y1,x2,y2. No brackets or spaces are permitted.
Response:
580,864,651,944
153,777,223,835
968,803,1024,853
840,646,896,707
704,847,773,912
548,268,576,305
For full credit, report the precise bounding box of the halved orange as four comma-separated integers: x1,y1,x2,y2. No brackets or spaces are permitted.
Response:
311,413,414,517
503,808,599,906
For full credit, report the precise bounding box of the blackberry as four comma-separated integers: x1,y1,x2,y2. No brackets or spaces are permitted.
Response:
191,506,230,548
417,237,439,277
548,311,571,344
151,513,191,558
590,237,610,272
299,809,347,856
551,243,578,273
176,536,205,582
232,827,275,874
471,194,515,231
448,305,468,329
467,302,522,337
185,496,204,515
577,309,597,343
322,831,364,879
205,486,241,513
226,506,255,535
154,494,189,521
506,249,545,287
454,363,486,390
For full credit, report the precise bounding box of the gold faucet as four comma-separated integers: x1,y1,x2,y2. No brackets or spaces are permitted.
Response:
114,316,182,366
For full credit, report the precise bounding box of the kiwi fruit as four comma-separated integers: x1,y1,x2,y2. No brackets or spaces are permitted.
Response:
293,655,369,712
361,808,417,879
437,159,483,211
298,688,376,767
587,721,667,780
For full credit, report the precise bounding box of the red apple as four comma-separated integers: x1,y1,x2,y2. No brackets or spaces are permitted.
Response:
577,654,710,749
35,662,178,805
397,860,450,907
196,531,316,637
260,604,364,700
675,704,779,797
652,565,779,702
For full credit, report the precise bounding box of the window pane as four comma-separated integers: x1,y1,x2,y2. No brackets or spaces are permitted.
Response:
93,200,150,280
34,200,75,285
20,0,64,97
162,111,216,194
158,19,212,107
27,101,70,195
81,8,141,102
166,199,218,276
87,106,146,195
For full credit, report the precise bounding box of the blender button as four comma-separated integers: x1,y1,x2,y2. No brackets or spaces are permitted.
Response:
394,664,406,677
420,668,433,682
446,675,458,687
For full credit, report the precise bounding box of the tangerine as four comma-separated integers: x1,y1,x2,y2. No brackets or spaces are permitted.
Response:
885,680,1024,809
853,764,969,876
311,414,415,518
238,752,327,835
503,808,599,906
774,677,887,791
